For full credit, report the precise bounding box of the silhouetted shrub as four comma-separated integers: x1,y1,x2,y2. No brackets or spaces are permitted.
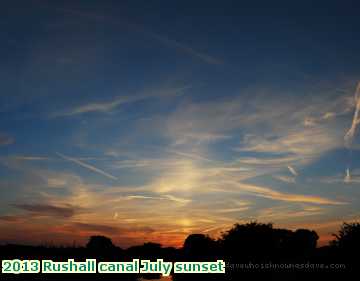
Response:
331,222,360,251
86,236,115,250
221,221,277,260
290,229,319,253
183,234,218,260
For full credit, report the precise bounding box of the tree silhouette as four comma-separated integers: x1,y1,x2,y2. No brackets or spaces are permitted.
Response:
183,234,218,260
127,242,162,259
221,221,277,260
86,235,115,250
1,221,360,280
290,229,319,253
331,222,360,250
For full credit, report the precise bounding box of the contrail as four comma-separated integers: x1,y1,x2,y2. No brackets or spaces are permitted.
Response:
113,212,119,220
56,152,118,180
344,168,351,183
287,165,298,176
51,6,223,65
165,148,214,162
57,85,189,117
344,82,360,148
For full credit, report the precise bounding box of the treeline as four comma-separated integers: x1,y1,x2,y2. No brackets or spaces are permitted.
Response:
1,221,360,280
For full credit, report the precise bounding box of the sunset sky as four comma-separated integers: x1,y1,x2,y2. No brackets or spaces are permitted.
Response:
1,0,360,248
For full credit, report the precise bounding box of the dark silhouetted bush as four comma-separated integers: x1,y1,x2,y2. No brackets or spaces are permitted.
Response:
86,236,115,250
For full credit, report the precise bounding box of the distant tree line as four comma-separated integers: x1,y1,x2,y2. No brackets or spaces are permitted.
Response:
1,221,359,280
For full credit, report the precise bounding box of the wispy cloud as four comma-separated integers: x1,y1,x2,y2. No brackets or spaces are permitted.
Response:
126,195,160,200
14,203,81,218
65,97,126,116
312,169,360,184
55,85,188,117
0,215,23,223
126,194,191,204
148,31,223,65
344,82,360,147
12,156,50,161
273,175,296,184
57,152,118,180
72,222,119,234
239,128,339,162
165,88,346,176
240,183,345,205
54,6,222,65
255,206,323,221
173,132,230,146
165,148,214,163
214,207,250,213
162,194,192,204
213,182,346,205
237,156,298,166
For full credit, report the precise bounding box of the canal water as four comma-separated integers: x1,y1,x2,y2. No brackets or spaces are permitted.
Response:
139,276,172,281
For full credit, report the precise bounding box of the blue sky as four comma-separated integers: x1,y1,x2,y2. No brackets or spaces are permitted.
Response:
1,0,360,247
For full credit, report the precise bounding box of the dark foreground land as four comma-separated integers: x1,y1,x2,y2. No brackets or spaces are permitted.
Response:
1,221,360,281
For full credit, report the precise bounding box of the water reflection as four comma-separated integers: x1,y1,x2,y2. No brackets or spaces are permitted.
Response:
138,276,172,281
